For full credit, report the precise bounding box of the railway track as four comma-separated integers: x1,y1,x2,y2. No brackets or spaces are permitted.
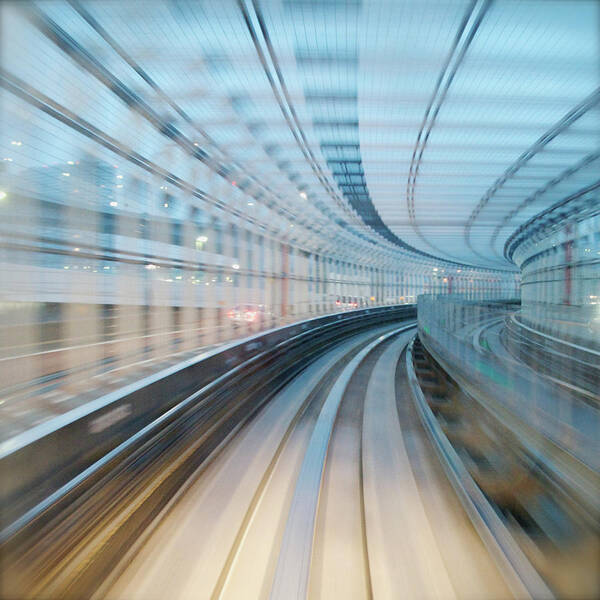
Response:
104,323,512,600
475,317,598,405
5,313,594,599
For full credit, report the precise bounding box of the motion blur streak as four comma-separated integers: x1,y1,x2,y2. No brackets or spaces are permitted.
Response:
0,1,598,599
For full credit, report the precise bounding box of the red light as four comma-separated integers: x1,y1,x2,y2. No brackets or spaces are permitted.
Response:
232,180,237,186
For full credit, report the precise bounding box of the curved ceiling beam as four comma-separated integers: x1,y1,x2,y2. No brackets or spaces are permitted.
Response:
406,0,491,256
489,151,600,258
504,180,600,263
240,0,503,271
465,87,600,260
239,0,355,224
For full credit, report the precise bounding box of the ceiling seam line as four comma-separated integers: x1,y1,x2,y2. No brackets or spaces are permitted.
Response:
1,70,381,265
22,3,351,249
248,1,482,265
504,180,600,262
409,0,492,252
465,86,600,254
68,0,306,217
489,152,600,258
19,1,516,274
405,0,479,232
0,69,311,243
67,1,370,257
238,0,356,224
240,0,435,258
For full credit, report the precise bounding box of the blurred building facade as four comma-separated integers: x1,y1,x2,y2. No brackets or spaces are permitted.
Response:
0,3,519,397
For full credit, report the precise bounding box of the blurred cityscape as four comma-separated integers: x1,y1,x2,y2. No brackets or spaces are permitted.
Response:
0,1,598,599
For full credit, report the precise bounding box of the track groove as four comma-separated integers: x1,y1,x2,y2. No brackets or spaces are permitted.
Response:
105,322,520,600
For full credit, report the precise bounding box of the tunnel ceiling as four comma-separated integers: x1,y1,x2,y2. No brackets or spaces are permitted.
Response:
35,0,599,269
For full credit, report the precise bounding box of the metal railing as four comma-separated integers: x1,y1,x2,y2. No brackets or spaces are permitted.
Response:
417,295,599,518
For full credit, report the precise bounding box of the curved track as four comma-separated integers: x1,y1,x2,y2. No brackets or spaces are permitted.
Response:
475,316,599,404
103,323,510,600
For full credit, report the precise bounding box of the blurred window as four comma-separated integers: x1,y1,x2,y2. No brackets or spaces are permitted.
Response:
171,220,182,246
102,211,115,237
172,306,182,348
246,230,253,268
258,234,265,273
230,223,239,258
41,200,63,232
213,216,223,254
102,304,117,341
137,215,149,239
39,303,62,348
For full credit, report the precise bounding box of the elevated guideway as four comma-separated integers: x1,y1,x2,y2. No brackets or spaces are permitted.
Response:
3,302,598,600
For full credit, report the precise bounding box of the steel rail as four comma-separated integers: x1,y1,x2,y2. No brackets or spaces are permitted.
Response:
269,323,415,600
